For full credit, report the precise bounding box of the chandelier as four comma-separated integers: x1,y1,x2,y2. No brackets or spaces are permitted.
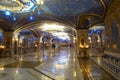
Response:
0,0,40,13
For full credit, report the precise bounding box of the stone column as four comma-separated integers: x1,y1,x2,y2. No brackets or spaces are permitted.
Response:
13,33,19,55
3,32,13,57
22,36,28,54
77,29,89,57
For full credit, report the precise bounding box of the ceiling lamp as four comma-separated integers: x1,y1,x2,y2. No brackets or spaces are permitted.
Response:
40,23,65,32
0,0,39,13
52,32,70,40
5,11,11,16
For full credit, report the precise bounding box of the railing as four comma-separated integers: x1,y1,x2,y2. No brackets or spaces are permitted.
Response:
102,51,120,79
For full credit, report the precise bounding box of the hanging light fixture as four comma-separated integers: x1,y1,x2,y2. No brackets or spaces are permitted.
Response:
39,23,65,32
0,0,39,13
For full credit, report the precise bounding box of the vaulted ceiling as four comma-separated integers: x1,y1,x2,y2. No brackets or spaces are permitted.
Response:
0,0,113,32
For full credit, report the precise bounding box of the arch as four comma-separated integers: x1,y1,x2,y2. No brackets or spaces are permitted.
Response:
14,20,76,33
77,13,104,29
13,14,75,31
77,13,103,20
88,20,104,28
99,0,107,17
29,28,40,37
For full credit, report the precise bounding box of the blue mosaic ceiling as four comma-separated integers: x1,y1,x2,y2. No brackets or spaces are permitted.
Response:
43,0,103,16
0,0,113,31
0,0,104,15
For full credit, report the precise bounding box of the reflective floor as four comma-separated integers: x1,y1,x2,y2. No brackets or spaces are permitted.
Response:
0,47,117,80
78,58,116,80
0,47,82,80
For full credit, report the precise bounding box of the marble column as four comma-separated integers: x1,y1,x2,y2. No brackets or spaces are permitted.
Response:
13,33,19,55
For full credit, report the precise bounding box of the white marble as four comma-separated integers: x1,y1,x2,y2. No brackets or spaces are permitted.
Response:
0,68,52,80
0,47,84,80
35,47,83,80
0,58,17,67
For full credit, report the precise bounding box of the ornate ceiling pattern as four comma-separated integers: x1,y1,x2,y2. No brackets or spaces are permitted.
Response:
0,0,39,13
0,0,113,33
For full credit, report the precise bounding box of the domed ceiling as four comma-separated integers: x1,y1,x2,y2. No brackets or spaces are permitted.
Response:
0,0,113,32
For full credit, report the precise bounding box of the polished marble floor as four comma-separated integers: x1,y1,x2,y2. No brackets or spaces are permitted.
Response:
78,58,114,80
78,48,118,80
0,47,83,80
0,47,117,80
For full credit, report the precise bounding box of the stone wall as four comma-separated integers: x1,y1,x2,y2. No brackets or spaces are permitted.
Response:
104,0,120,53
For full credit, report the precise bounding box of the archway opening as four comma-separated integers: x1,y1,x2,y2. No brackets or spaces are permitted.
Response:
88,25,105,56
13,21,77,62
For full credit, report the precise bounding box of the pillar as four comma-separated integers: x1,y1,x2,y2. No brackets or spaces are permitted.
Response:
13,33,19,55
77,29,89,57
3,32,13,57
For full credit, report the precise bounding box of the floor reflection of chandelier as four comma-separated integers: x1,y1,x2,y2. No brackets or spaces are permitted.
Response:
0,0,39,13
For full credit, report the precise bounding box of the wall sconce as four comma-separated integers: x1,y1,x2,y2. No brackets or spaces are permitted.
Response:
0,45,5,49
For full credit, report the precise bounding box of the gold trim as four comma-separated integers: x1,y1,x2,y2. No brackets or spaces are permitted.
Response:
78,13,103,19
100,0,107,17
14,20,76,36
29,28,40,37
88,20,104,28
